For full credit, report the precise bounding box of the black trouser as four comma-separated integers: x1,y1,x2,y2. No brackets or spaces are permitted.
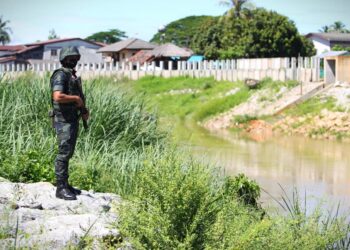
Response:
54,119,79,182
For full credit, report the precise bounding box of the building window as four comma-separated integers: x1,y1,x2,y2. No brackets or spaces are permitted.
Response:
51,49,57,56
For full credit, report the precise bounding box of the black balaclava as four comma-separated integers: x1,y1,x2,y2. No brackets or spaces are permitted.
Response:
62,57,79,69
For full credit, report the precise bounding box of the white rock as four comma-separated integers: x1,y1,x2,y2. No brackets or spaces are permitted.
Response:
0,180,122,249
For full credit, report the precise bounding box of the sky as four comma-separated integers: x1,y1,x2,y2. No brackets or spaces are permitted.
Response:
1,0,350,45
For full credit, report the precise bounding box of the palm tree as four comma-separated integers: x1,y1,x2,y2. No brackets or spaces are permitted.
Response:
219,0,250,18
331,21,349,33
319,25,330,33
0,16,11,45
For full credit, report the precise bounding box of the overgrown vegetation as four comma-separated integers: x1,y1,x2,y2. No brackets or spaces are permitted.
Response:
0,74,349,249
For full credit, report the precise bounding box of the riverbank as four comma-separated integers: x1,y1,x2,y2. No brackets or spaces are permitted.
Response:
1,74,349,249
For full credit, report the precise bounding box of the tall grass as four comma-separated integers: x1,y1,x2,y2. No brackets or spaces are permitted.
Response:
0,73,164,195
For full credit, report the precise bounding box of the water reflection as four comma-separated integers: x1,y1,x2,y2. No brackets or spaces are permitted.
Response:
174,120,350,213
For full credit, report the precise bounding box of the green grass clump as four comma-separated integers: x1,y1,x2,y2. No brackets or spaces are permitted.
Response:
193,88,250,121
130,76,250,121
118,148,348,249
286,97,338,116
257,78,299,92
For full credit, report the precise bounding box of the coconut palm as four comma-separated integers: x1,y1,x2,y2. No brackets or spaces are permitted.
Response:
319,25,330,33
219,0,251,18
0,16,11,45
329,21,350,33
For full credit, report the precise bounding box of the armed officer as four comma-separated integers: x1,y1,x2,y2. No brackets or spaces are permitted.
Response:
50,46,89,200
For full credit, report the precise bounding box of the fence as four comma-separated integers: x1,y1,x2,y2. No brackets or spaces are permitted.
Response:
0,57,321,83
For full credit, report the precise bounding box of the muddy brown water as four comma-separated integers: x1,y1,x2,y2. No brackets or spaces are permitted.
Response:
171,119,350,215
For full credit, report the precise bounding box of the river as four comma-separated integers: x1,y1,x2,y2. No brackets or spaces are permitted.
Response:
170,119,350,215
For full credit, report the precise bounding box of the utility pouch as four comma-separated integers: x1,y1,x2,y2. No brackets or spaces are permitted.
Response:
48,109,55,128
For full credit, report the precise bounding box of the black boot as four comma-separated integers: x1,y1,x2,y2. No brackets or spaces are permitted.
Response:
56,180,77,200
67,183,82,195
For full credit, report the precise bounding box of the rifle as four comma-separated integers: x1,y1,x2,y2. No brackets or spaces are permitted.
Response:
76,76,89,130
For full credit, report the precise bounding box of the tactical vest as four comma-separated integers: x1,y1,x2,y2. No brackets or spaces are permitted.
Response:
51,67,82,121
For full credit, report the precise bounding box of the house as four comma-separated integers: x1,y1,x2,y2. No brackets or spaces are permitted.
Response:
128,43,193,69
97,38,157,63
320,51,350,84
306,33,350,55
0,38,105,65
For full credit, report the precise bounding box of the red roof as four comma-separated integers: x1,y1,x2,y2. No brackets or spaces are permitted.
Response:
16,45,41,54
26,37,103,47
128,50,154,64
0,56,17,63
0,45,27,52
93,41,107,47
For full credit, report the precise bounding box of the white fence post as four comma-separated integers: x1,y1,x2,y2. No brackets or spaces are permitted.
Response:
136,62,140,71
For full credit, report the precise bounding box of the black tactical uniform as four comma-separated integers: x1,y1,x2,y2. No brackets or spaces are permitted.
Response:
50,46,87,200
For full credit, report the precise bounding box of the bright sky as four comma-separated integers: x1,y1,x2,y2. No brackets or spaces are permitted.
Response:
1,0,350,45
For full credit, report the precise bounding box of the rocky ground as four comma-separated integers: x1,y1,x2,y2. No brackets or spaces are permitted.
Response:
0,177,127,249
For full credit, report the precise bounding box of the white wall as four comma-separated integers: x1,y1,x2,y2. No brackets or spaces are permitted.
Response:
42,40,103,63
310,36,331,55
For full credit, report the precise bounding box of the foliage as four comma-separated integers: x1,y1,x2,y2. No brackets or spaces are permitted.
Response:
285,97,338,116
192,8,316,59
86,29,127,44
48,29,59,40
0,16,11,45
118,149,348,249
332,44,350,52
193,88,250,121
223,173,261,207
119,149,262,249
130,76,250,121
219,0,253,18
233,114,258,124
150,16,216,48
319,21,350,33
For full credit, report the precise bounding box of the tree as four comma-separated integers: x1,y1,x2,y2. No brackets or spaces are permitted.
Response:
331,21,349,33
320,21,350,33
319,25,330,33
0,16,11,45
86,29,127,44
219,0,252,18
192,8,316,59
48,29,59,40
150,16,215,48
